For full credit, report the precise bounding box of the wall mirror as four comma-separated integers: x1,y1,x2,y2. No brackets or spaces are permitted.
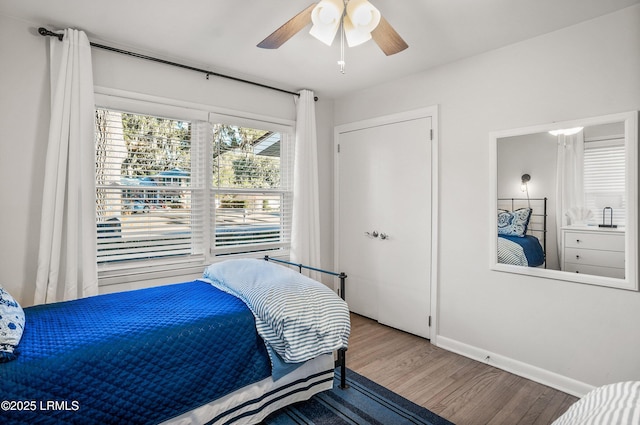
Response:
489,111,638,291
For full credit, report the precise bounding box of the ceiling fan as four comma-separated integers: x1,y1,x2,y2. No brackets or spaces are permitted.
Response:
257,0,408,57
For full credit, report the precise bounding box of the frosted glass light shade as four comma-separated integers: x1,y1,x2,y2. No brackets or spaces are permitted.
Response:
346,0,381,30
344,15,372,47
309,0,344,46
344,0,380,47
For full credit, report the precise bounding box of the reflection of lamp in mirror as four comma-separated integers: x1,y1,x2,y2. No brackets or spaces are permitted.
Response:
549,127,584,136
521,173,531,192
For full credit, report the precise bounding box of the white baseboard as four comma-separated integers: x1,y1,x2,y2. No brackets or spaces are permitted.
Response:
436,336,593,398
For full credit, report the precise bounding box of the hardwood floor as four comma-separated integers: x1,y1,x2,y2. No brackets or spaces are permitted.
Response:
346,313,578,425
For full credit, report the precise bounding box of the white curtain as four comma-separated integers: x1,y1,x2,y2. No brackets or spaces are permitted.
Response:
34,29,97,304
291,90,321,279
555,131,585,266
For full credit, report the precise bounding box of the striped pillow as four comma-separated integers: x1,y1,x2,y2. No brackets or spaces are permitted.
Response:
202,259,350,365
552,381,640,424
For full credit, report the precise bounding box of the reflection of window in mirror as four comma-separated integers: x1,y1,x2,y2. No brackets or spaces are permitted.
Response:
557,122,625,279
582,122,625,227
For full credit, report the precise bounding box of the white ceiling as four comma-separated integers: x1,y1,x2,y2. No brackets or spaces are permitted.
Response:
2,0,639,99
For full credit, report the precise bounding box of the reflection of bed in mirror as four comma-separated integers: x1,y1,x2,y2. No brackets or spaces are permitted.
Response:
490,111,638,291
497,198,547,267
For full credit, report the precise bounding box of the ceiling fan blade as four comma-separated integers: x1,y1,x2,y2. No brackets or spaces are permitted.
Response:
371,16,408,56
257,3,317,49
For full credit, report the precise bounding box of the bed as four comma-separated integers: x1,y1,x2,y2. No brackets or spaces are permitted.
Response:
497,197,547,268
552,381,640,424
0,257,350,425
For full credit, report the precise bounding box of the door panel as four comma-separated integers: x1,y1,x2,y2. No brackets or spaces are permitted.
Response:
337,117,432,338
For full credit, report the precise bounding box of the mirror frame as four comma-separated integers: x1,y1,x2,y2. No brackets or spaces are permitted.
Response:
489,111,638,291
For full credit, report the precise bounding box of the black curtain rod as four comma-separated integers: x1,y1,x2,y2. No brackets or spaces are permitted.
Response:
38,27,316,100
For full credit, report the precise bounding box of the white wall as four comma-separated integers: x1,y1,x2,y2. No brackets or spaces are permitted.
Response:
0,14,335,305
334,5,640,393
0,17,49,306
315,98,336,277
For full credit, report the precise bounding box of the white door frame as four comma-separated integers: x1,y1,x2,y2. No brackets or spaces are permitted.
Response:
334,105,440,344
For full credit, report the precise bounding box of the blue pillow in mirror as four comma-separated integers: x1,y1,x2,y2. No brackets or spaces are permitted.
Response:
498,208,532,237
0,286,25,362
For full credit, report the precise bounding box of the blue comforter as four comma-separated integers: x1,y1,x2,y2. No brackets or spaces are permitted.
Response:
1,280,271,424
498,235,545,267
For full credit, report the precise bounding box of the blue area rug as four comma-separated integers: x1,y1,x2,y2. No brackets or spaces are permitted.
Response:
263,368,454,425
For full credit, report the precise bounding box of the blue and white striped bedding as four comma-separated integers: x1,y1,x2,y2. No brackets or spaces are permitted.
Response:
498,236,529,266
498,235,545,267
202,259,350,379
552,381,640,424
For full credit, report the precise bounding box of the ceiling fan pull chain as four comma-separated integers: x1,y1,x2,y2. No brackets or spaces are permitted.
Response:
338,10,346,74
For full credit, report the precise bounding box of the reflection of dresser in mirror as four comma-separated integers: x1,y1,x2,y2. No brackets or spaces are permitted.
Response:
561,226,625,278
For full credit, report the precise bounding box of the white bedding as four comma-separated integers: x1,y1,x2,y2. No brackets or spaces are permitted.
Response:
162,353,334,425
552,381,640,425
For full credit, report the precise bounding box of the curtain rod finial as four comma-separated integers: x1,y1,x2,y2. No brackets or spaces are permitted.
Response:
38,27,63,41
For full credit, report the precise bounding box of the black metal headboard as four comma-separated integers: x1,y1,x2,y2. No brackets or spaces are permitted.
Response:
263,255,347,301
497,197,548,268
263,255,349,389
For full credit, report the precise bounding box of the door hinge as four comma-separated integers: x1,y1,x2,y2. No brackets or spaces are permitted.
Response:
430,129,433,141
337,143,341,153
428,315,432,327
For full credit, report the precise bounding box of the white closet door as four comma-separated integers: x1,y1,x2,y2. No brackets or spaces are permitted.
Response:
337,116,432,338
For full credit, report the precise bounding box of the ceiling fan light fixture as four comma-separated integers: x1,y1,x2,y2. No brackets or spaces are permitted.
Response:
343,15,372,47
257,0,408,64
346,0,381,32
309,0,344,45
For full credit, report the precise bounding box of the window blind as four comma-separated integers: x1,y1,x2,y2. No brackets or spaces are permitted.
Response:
583,138,626,226
210,124,293,256
95,107,294,275
95,109,204,265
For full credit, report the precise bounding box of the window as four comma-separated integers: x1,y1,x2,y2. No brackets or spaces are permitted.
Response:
95,109,204,267
210,122,293,256
583,138,626,226
95,104,293,278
